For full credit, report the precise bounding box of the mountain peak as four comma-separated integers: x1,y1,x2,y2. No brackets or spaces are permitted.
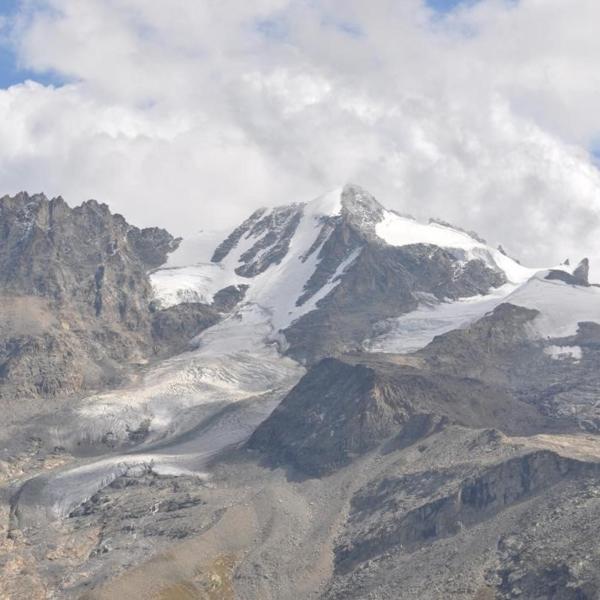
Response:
546,257,590,287
574,257,590,285
154,185,542,342
340,184,385,235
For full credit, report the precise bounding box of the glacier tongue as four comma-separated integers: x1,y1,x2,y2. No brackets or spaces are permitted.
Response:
14,305,305,523
69,304,303,447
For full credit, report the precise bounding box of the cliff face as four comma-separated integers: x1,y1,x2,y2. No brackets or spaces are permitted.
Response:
0,193,176,308
283,239,506,364
247,351,548,477
0,192,214,398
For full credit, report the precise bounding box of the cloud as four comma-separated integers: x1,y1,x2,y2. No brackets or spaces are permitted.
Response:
0,0,600,278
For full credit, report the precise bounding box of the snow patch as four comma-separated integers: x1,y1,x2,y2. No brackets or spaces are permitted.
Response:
506,275,600,338
544,345,582,362
376,211,484,252
366,282,520,353
375,209,539,285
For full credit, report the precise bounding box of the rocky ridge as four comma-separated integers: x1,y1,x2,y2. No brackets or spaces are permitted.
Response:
2,185,600,600
0,192,223,399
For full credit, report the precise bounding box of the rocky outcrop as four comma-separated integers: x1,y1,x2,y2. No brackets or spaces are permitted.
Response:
211,284,249,312
211,207,267,263
235,206,303,277
335,450,599,570
284,241,507,364
419,303,540,384
248,354,546,476
211,204,304,277
150,302,220,355
573,258,590,285
546,258,590,286
0,192,215,398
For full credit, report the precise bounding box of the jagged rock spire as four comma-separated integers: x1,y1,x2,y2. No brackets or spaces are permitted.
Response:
573,258,590,286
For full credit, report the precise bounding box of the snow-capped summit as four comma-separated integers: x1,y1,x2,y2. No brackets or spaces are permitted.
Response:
151,184,561,362
153,185,528,309
151,183,597,365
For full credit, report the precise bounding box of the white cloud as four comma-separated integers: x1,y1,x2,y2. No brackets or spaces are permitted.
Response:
1,0,600,278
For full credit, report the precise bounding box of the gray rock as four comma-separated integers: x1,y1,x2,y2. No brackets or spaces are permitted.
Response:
211,284,249,312
0,192,213,399
248,352,546,477
546,258,590,286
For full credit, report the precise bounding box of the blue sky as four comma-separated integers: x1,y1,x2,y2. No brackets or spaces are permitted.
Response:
0,0,22,87
426,0,473,12
592,140,600,163
0,0,474,90
0,0,64,88
0,45,63,88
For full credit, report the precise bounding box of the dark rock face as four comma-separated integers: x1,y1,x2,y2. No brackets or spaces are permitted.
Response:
150,302,220,355
211,284,249,312
248,354,546,477
339,184,384,235
235,206,303,277
335,450,599,571
0,194,177,302
573,258,590,285
0,192,213,398
211,207,267,263
284,242,506,364
211,204,304,277
295,215,364,307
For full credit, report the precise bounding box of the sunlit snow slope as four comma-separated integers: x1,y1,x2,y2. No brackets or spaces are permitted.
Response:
151,184,537,343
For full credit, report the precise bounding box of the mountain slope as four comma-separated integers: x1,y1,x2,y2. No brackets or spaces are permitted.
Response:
3,184,600,600
152,184,532,363
0,192,220,399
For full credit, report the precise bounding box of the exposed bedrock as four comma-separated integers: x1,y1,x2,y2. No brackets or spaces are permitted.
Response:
420,302,600,429
546,257,590,286
284,241,506,365
0,192,221,399
150,302,220,355
248,354,548,477
334,449,600,572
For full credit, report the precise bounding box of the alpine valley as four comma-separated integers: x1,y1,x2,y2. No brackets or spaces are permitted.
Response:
2,184,600,600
